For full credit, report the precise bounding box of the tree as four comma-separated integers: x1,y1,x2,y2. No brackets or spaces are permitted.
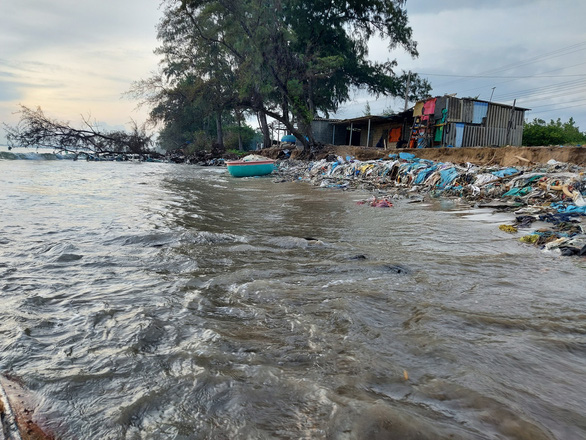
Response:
522,117,586,146
3,105,152,156
363,101,372,116
143,0,429,152
399,70,432,105
223,125,258,150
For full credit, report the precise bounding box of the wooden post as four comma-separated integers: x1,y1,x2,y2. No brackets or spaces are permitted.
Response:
505,99,516,146
367,118,371,147
403,71,412,111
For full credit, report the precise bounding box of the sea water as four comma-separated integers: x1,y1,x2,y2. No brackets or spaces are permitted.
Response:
1,153,585,439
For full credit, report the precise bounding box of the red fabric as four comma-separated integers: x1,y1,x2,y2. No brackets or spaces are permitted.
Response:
423,98,436,115
388,127,402,142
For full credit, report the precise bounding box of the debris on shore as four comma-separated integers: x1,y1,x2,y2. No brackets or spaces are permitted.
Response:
274,154,586,257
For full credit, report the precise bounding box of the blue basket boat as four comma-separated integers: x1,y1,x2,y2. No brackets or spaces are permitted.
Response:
226,159,276,177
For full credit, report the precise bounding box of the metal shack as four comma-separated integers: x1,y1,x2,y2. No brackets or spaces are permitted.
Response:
409,96,529,148
310,96,528,149
311,111,414,149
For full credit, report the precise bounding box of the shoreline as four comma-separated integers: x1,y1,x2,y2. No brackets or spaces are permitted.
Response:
273,153,586,258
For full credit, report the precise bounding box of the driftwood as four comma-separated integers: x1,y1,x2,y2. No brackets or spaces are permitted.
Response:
0,375,55,439
3,105,153,157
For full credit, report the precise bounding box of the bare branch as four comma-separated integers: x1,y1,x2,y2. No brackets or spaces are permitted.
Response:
3,105,153,156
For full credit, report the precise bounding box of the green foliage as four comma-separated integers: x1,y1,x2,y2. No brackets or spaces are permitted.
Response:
382,106,395,116
222,125,258,150
363,101,371,116
397,71,431,104
225,149,248,157
522,117,586,146
148,0,428,151
187,131,214,153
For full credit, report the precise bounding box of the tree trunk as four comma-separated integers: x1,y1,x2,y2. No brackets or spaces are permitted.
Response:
237,111,243,151
262,108,310,152
215,111,224,148
307,78,315,119
258,112,271,148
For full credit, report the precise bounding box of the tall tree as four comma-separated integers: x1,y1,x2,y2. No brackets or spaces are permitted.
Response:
154,1,243,150
150,0,429,151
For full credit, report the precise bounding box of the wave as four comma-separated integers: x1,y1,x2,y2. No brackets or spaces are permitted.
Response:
0,151,77,161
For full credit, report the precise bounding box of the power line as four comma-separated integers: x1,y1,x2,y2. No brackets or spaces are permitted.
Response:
421,73,586,79
528,97,586,109
519,91,586,108
467,41,586,77
495,78,586,100
430,41,586,91
530,102,586,114
451,61,586,97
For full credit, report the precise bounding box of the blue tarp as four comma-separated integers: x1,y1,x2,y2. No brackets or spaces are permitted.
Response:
399,152,416,161
454,123,465,148
415,166,437,184
438,167,459,188
491,167,519,178
550,202,586,215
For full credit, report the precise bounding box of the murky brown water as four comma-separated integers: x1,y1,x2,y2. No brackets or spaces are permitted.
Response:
1,156,585,439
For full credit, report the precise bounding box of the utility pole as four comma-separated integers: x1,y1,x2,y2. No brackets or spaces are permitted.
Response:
489,87,496,102
403,71,412,111
505,99,516,146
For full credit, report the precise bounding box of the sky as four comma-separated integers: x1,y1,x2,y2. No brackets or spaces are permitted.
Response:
1,0,586,145
340,0,586,125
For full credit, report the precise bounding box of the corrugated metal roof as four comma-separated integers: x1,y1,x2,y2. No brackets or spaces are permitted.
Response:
313,117,342,122
415,96,530,112
332,115,390,125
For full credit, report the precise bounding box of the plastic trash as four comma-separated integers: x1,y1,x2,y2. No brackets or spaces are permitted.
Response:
499,224,518,234
491,167,519,178
399,152,415,161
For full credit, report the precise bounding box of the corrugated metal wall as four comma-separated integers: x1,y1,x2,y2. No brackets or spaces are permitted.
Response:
332,126,347,145
439,100,525,147
447,97,462,121
461,100,475,123
312,120,333,144
442,112,525,147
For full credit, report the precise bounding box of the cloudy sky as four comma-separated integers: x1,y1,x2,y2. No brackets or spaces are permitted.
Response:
0,0,160,144
1,0,586,145
344,0,586,125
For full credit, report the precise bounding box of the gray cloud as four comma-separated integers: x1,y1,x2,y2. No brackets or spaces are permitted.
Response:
0,0,159,57
405,0,541,14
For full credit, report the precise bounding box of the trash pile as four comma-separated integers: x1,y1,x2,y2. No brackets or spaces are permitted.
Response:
240,154,272,162
275,154,586,257
356,195,394,208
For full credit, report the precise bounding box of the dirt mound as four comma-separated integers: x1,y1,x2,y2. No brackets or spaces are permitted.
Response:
262,145,586,167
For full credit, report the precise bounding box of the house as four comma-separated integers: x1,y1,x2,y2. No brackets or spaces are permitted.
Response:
311,113,413,149
310,96,529,149
410,96,529,148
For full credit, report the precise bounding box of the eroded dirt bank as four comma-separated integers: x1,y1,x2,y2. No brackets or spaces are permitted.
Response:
264,145,586,167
